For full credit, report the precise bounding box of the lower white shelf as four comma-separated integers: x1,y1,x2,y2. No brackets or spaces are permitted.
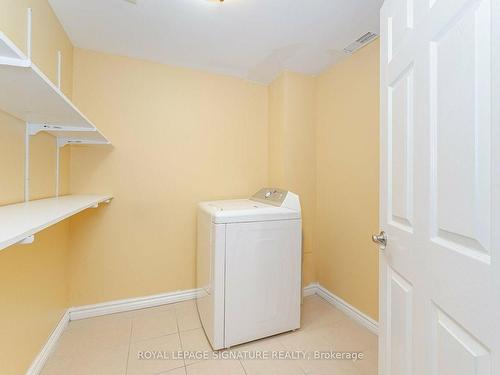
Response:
0,195,112,251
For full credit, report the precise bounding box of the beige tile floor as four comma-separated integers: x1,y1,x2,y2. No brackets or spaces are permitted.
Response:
41,295,378,375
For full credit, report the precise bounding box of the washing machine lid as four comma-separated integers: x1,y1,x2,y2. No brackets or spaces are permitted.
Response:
199,198,300,224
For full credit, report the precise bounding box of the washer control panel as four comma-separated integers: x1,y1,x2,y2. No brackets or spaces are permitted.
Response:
251,188,288,207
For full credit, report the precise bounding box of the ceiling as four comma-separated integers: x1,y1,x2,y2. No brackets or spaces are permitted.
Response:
48,0,383,84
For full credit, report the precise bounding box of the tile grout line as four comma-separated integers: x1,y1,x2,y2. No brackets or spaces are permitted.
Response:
124,318,134,375
127,307,186,345
174,305,188,372
239,358,249,375
131,330,180,345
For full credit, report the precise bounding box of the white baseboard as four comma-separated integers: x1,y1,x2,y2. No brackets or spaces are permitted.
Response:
303,282,379,335
26,310,70,375
69,288,201,321
302,283,318,297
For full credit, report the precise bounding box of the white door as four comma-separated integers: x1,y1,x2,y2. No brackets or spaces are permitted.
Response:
379,0,500,374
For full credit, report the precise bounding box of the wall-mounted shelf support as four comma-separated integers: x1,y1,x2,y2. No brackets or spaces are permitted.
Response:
24,123,30,202
28,124,108,146
91,199,112,209
56,138,110,147
28,124,108,145
24,123,110,199
17,235,35,245
28,124,96,136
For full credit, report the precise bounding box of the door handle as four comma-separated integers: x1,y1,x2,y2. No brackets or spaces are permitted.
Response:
372,231,387,250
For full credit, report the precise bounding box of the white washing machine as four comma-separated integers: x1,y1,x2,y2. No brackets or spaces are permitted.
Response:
196,188,302,350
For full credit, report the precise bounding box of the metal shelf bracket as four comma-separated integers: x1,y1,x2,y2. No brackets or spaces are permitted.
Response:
28,123,97,137
91,198,112,209
17,235,35,245
57,138,110,148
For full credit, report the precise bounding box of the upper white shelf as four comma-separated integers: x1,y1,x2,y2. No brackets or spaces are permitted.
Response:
0,195,112,252
0,31,110,145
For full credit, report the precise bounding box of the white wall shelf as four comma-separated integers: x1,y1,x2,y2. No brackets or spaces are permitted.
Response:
0,195,112,251
0,31,110,145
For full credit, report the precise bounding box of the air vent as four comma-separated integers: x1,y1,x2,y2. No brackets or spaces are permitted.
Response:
343,32,378,54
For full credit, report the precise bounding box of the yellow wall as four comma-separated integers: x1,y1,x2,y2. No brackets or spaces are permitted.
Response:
0,111,24,206
0,222,70,375
0,1,73,374
315,40,380,320
68,48,269,305
268,72,317,286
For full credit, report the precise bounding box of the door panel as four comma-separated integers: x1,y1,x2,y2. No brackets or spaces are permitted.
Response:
430,0,492,262
386,0,414,62
388,65,414,232
433,305,491,375
387,267,413,375
380,0,499,374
